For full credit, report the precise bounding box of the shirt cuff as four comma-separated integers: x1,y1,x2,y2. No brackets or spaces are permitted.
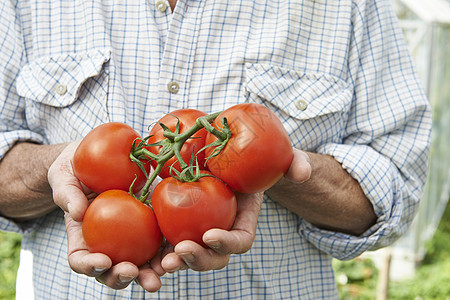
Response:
299,143,414,260
0,129,45,159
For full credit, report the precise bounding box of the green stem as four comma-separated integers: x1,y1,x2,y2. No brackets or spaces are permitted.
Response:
163,131,178,141
173,142,188,170
167,111,222,144
196,113,229,141
139,163,163,202
133,148,160,161
135,111,227,203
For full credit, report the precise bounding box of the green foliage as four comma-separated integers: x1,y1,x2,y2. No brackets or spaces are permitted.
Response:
333,257,378,300
0,231,21,300
422,200,450,265
389,259,450,299
334,201,450,300
389,201,450,300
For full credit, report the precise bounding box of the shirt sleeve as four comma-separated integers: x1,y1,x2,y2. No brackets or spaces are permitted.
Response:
0,2,45,233
0,2,46,159
299,0,432,261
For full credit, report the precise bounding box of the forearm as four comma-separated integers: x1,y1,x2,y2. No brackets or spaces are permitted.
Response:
266,151,377,236
0,142,68,220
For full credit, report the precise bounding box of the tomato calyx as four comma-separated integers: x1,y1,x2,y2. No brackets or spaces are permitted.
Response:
130,111,228,202
169,161,214,183
198,116,232,164
129,137,152,179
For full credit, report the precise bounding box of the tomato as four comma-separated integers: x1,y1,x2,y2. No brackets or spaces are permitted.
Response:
82,190,163,266
73,122,150,194
205,103,293,193
152,173,237,246
147,109,208,179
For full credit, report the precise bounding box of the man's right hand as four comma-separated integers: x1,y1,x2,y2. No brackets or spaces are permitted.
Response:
48,141,165,292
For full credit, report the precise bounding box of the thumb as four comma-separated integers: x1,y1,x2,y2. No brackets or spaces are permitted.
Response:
284,148,312,184
48,141,92,222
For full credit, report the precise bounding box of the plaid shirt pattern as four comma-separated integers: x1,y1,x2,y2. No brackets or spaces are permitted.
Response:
0,0,431,299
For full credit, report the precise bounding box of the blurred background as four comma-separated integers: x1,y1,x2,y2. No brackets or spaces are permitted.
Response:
337,0,450,299
1,0,449,299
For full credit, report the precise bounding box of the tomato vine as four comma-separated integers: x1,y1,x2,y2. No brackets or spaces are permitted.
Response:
77,103,293,259
130,111,231,202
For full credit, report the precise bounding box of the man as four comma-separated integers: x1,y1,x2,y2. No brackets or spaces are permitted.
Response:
0,0,431,298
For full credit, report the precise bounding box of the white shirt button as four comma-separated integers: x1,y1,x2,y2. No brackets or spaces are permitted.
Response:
55,84,67,95
156,0,167,12
167,81,179,94
295,99,308,111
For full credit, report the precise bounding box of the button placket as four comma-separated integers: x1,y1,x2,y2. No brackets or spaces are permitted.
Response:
157,0,204,106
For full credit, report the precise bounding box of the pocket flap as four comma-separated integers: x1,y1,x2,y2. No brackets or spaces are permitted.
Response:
245,63,351,120
16,48,111,107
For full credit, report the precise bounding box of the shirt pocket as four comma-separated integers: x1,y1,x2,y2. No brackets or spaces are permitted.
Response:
16,48,111,143
244,63,352,150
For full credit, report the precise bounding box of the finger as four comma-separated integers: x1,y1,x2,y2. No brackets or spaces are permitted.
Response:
148,241,173,276
171,191,263,272
96,262,139,290
95,240,172,291
163,192,263,273
136,263,163,293
48,141,93,221
158,241,189,273
54,177,90,222
66,213,141,290
173,240,230,272
203,191,263,255
65,213,112,276
284,148,312,184
161,252,189,273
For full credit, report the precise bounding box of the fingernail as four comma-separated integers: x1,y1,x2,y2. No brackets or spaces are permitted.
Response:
205,240,222,249
178,252,194,265
119,274,135,284
93,267,108,275
67,203,72,214
167,266,181,273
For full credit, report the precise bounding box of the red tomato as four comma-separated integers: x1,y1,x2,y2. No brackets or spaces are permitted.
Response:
205,103,293,193
147,109,208,178
73,122,150,194
152,173,237,246
82,190,163,266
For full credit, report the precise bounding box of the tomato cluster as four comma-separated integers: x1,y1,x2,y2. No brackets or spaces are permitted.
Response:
74,103,293,266
73,122,163,265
